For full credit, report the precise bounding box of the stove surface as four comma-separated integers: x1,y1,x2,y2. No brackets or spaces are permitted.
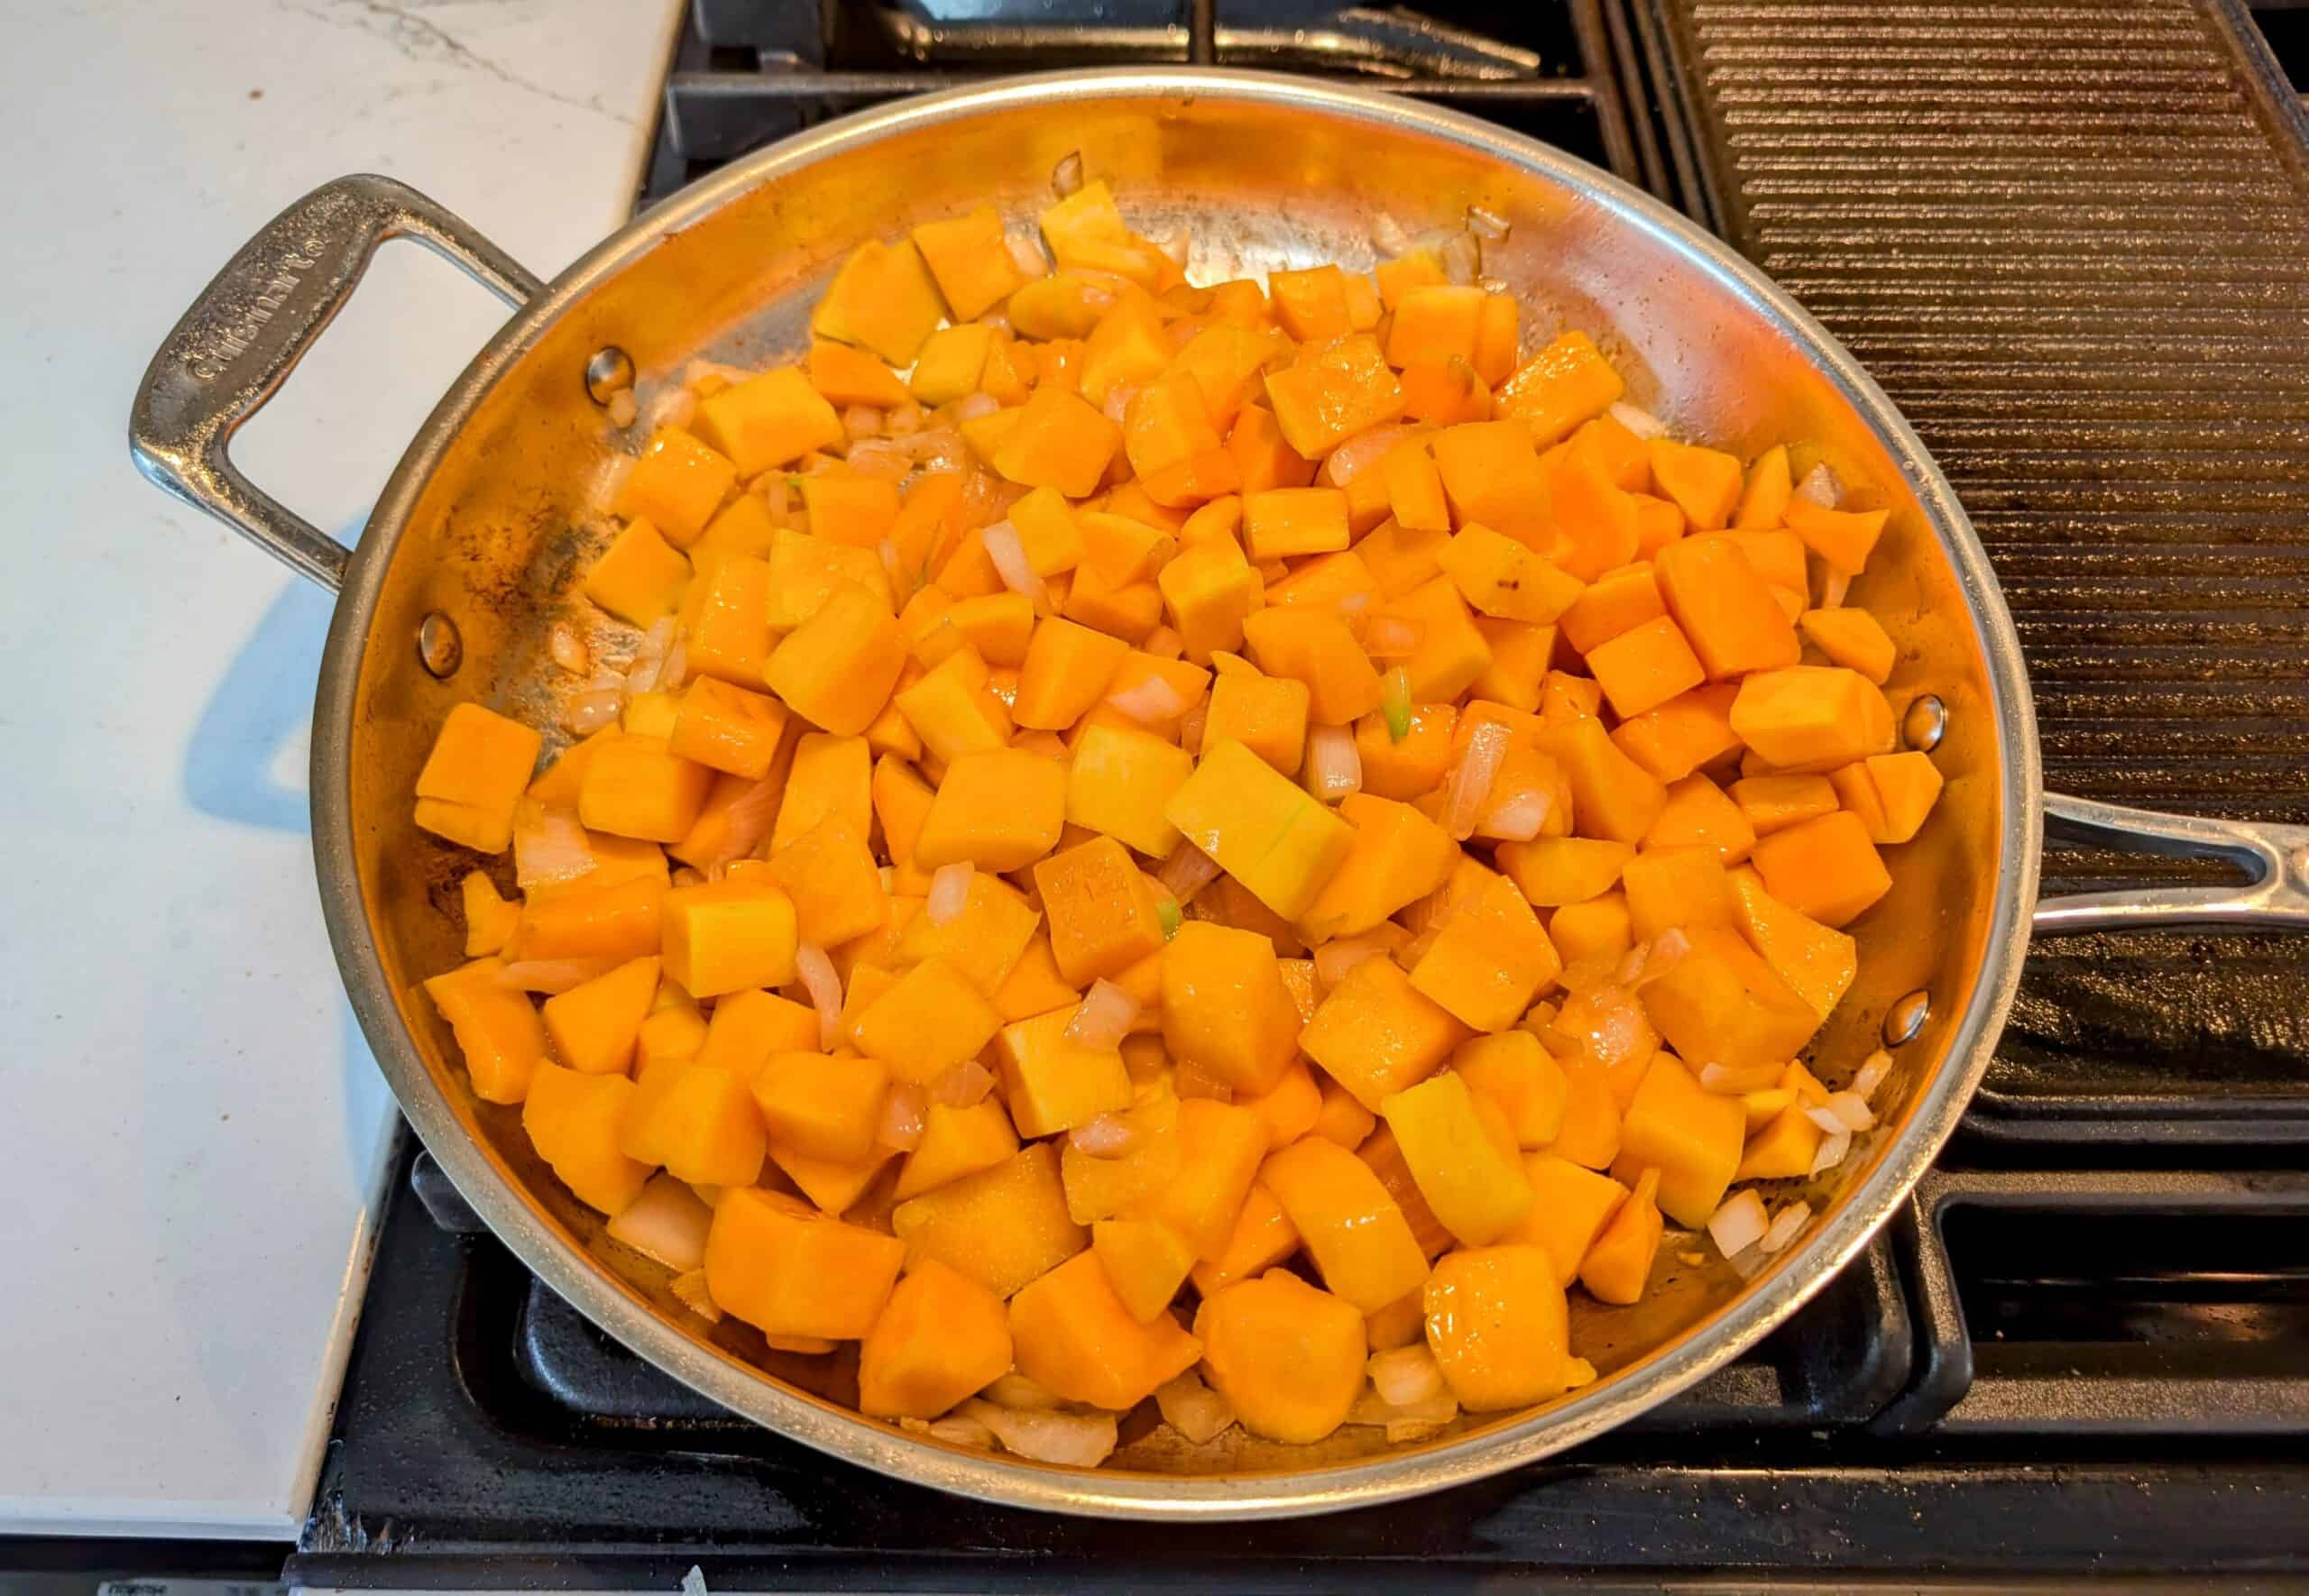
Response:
290,0,2309,1585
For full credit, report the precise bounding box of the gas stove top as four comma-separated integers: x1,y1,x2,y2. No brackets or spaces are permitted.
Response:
282,0,2309,1585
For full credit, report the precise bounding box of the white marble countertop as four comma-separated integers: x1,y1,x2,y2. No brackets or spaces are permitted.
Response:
0,0,680,1538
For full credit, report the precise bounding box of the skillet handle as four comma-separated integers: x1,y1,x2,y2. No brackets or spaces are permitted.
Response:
2031,792,2309,935
128,174,540,593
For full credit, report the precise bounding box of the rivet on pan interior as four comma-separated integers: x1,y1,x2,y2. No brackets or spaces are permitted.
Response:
418,612,463,679
1884,988,1931,1047
584,345,636,405
1901,693,1946,753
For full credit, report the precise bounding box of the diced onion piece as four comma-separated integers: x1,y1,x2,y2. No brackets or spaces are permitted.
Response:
1108,674,1189,725
605,1175,713,1271
1823,1090,1876,1132
884,400,925,437
1142,625,1185,661
1155,1371,1237,1444
963,1398,1119,1467
1053,150,1085,197
1346,1386,1459,1428
1382,665,1413,742
1364,616,1425,660
1852,1049,1894,1104
514,803,595,889
795,942,843,1050
1809,1126,1854,1176
659,633,689,692
1606,401,1669,439
1818,567,1853,609
697,775,783,873
1366,1344,1445,1407
1325,423,1415,487
1178,700,1210,753
878,1083,928,1152
548,624,592,676
1706,1189,1770,1258
1477,784,1551,842
927,1411,997,1449
1697,1059,1782,1096
492,958,618,994
563,688,622,735
1068,1112,1137,1160
1314,931,1395,990
1101,384,1137,425
1174,1061,1235,1103
1308,723,1363,802
1441,719,1513,840
1436,229,1480,285
1795,462,1842,509
1804,1105,1851,1136
668,1269,721,1322
1153,225,1191,267
1370,211,1412,257
980,520,1048,606
954,391,1000,424
1156,840,1223,903
926,862,975,925
1466,204,1510,241
842,404,884,442
982,1371,1065,1411
682,357,757,394
1066,979,1141,1051
642,385,697,433
605,390,639,430
623,617,676,696
931,1059,995,1108
1759,1200,1812,1255
1008,232,1051,276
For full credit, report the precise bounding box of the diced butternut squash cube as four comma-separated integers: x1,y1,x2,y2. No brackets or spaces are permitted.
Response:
1504,1153,1628,1283
1583,613,1704,720
908,323,995,406
1726,864,1857,1022
1579,1166,1663,1305
1495,838,1633,909
661,876,798,998
1133,1097,1270,1260
460,870,520,956
1734,444,1793,529
1731,772,1840,837
1093,1218,1198,1324
1202,672,1310,775
1531,716,1668,846
1383,439,1453,534
1749,809,1893,928
523,1062,653,1214
1408,869,1562,1032
1196,1270,1366,1444
1240,606,1384,726
996,1005,1134,1137
1423,1243,1576,1410
705,1186,906,1339
423,957,548,1104
1158,920,1302,1097
1238,1060,1323,1150
1608,1053,1744,1228
584,518,692,626
766,579,908,738
812,238,945,365
1496,332,1624,446
1439,524,1586,624
615,428,736,546
912,204,1027,321
807,339,910,408
1430,420,1550,547
669,676,790,780
541,954,659,1076
750,1050,888,1163
1064,722,1193,858
680,553,773,688
1609,683,1743,784
1061,1088,1181,1224
695,366,844,476
1730,665,1895,773
1373,575,1495,703
857,1256,1013,1418
1188,1181,1302,1297
852,957,1003,1085
896,1100,1020,1200
1014,617,1131,731
1736,1089,1826,1180
766,812,885,946
1654,534,1801,681
1381,1072,1535,1246
989,384,1122,498
1242,487,1351,562
1549,890,1633,966
1559,562,1664,654
1300,953,1469,1111
893,1142,1086,1298
1164,738,1357,922
993,931,1083,1022
509,874,667,965
415,704,543,853
1784,498,1889,576
1298,792,1458,941
893,870,1040,995
1639,922,1822,1069
1620,845,1737,944
1008,1249,1202,1410
1263,333,1405,457
1260,1135,1430,1313
1799,607,1898,685
578,735,713,843
1830,750,1943,845
1644,438,1743,531
695,988,818,1075
914,747,1066,871
771,731,872,854
620,1056,767,1186
1455,1030,1570,1148
1642,771,1758,863
1033,835,1168,986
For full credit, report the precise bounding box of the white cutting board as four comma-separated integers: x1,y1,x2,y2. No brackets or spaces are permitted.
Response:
0,0,683,1537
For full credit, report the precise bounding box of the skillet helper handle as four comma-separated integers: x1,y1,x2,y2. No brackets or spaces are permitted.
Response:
2032,792,2309,935
128,174,540,593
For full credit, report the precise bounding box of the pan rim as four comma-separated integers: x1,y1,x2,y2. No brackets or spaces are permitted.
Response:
311,65,2042,1519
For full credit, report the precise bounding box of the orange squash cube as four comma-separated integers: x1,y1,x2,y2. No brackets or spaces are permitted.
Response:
1730,772,1840,837
1504,1153,1628,1284
1299,953,1469,1111
581,517,695,629
1260,1135,1430,1312
1385,282,1486,369
896,1100,1020,1201
911,204,1028,320
1202,672,1310,775
1729,665,1895,772
990,384,1122,498
1549,890,1633,967
1238,1060,1324,1150
1582,614,1704,720
1298,792,1459,942
460,871,520,957
1263,333,1406,457
1380,1071,1536,1247
1784,498,1889,576
415,704,544,854
812,238,946,365
1644,438,1743,532
1654,534,1801,681
892,870,1040,995
680,553,773,689
1008,1249,1202,1410
1642,772,1758,862
858,1256,1014,1419
1060,1088,1181,1225
1455,1030,1570,1148
1132,1097,1270,1260
1749,809,1893,928
540,954,660,1076
1530,715,1668,846
1438,524,1585,625
1496,331,1624,446
1620,845,1738,944
705,1186,906,1340
661,876,797,998
771,731,872,855
1032,835,1167,985
523,1062,653,1214
750,1050,888,1164
1226,402,1319,494
423,957,549,1104
1408,869,1563,1032
1430,420,1550,547
1609,1053,1745,1228
1188,1181,1302,1296
1639,922,1822,1069
509,874,667,965
694,988,818,1075
619,1057,767,1186
1066,722,1195,858
1164,738,1357,921
913,747,1066,871
851,956,1003,1084
1011,618,1129,731
577,735,713,844
1196,1270,1366,1444
893,1142,1086,1298
1558,563,1662,654
1422,1243,1576,1410
695,366,844,476
1495,836,1633,907
1608,683,1743,784
807,339,911,409
1157,920,1302,1097
765,579,908,738
668,676,790,780
1242,486,1351,562
1799,607,1899,685
1168,324,1277,432
995,1005,1134,1137
1238,607,1384,726
1398,354,1494,426
615,427,737,546
1092,1218,1199,1324
1580,1167,1663,1305
1734,444,1793,529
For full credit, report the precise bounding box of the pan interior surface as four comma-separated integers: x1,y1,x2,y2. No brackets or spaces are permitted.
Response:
320,71,2033,1516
